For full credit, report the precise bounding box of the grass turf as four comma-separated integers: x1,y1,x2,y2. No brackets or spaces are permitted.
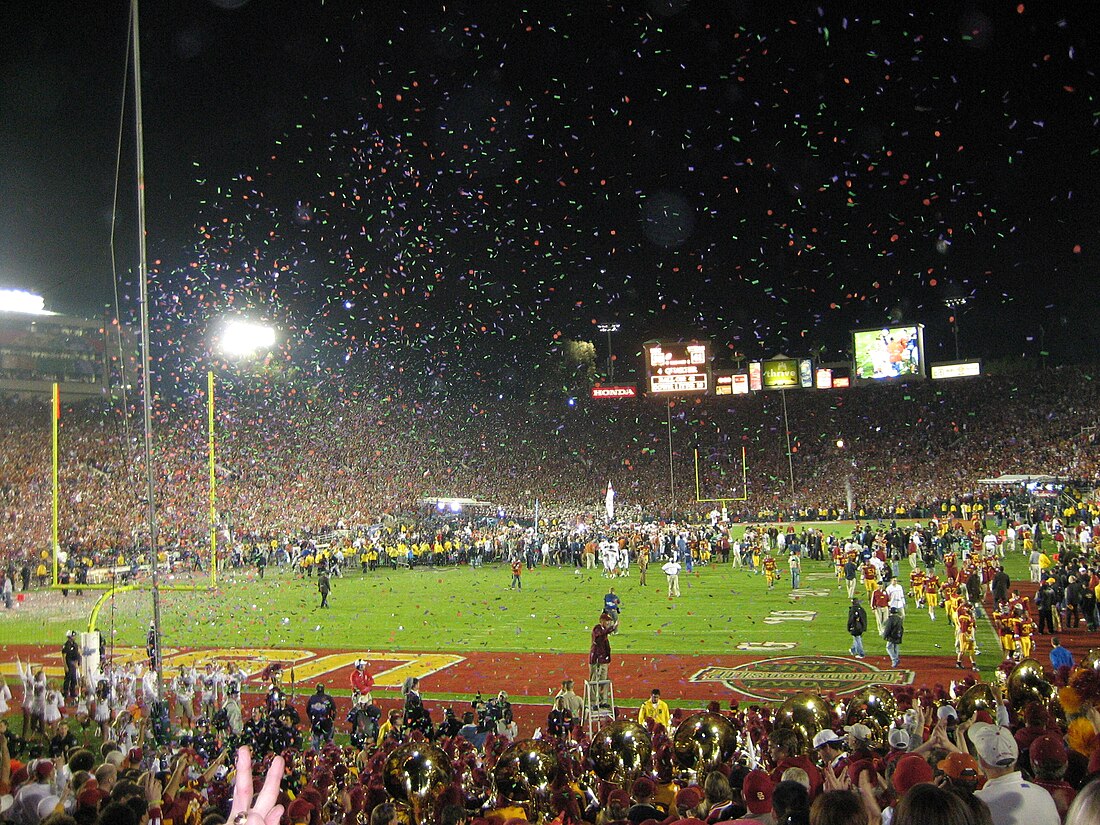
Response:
0,523,1027,674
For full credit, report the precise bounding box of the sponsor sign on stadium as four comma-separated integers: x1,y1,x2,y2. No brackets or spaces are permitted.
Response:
591,384,638,399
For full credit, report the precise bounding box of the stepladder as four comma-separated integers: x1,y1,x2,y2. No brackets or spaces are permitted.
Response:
583,678,615,734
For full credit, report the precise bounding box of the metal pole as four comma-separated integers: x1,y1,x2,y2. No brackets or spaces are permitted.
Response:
132,0,164,702
781,390,795,502
606,328,614,382
209,370,217,588
52,384,60,586
667,399,676,512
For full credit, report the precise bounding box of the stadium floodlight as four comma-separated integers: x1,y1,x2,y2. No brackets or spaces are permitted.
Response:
597,322,621,380
0,289,55,315
944,297,968,360
219,319,276,357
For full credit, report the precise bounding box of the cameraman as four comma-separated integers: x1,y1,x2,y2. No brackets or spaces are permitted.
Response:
307,684,336,750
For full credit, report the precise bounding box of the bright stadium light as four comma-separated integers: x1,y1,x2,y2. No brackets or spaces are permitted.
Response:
220,319,276,357
0,289,55,315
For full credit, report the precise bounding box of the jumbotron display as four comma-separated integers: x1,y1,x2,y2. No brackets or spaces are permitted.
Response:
852,325,925,381
644,340,711,394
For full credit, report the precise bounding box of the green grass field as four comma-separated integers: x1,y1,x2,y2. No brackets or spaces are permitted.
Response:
2,524,1027,673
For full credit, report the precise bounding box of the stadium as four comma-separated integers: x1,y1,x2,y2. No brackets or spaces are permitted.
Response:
3,292,1100,824
4,2,1100,825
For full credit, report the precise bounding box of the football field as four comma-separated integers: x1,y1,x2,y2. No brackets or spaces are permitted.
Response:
0,526,1037,719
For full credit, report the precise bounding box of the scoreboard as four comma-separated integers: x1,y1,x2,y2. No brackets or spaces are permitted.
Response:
645,340,711,395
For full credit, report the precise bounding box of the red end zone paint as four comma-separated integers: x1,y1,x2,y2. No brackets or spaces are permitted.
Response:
0,645,1016,705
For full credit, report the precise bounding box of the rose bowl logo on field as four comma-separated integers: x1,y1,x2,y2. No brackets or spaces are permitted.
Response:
690,656,912,702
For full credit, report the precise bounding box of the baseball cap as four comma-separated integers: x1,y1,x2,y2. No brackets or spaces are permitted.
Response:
888,729,911,750
632,776,657,800
607,789,631,809
892,755,934,794
674,786,704,811
812,729,845,749
1029,734,1068,766
287,798,315,823
77,780,110,810
936,705,959,721
742,771,774,815
968,722,1018,768
937,751,981,780
844,723,872,741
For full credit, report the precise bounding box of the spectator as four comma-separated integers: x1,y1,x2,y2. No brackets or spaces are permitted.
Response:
969,722,1059,825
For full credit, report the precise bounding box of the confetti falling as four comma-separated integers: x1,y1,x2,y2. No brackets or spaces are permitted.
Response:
60,0,1087,390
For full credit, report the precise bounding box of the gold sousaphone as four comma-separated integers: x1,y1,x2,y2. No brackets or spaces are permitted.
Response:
382,742,454,825
590,720,653,784
956,682,998,724
492,739,560,819
1006,658,1063,722
672,711,739,777
842,685,898,751
774,692,836,754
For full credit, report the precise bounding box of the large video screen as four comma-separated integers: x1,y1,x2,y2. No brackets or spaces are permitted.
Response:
645,340,710,394
852,325,924,381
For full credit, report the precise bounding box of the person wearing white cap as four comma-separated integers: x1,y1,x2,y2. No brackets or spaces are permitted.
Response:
969,721,1059,825
886,728,911,763
843,722,874,759
812,729,848,772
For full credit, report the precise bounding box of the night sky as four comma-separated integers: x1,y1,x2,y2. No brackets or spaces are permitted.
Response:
2,0,1098,391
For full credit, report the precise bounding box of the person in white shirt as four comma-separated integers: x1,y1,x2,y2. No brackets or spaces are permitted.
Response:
662,559,681,598
970,722,1059,825
1005,525,1018,554
885,577,907,618
984,532,1000,557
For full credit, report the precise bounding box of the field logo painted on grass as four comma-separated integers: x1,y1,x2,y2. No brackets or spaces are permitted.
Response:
0,648,465,688
735,642,797,652
690,655,913,701
762,610,817,624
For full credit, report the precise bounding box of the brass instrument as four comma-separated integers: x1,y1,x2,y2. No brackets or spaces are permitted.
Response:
842,686,898,751
590,720,653,784
382,742,454,825
774,692,836,754
671,712,739,778
492,739,560,821
1006,658,1064,723
956,683,997,724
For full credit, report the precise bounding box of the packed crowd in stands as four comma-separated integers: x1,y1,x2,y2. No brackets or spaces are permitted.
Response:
4,367,1100,822
2,366,1099,568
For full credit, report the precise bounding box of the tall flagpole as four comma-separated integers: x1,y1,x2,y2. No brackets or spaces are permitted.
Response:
52,383,60,585
209,370,218,587
666,399,676,512
131,0,165,702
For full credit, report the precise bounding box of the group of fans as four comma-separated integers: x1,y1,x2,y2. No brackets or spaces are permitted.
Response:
5,639,1100,825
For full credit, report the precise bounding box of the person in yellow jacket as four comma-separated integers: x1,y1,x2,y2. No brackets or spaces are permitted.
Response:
637,688,671,729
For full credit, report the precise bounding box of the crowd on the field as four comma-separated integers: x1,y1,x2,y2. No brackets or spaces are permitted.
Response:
5,509,1100,823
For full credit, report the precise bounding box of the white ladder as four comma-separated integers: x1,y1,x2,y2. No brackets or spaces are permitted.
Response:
582,679,615,734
